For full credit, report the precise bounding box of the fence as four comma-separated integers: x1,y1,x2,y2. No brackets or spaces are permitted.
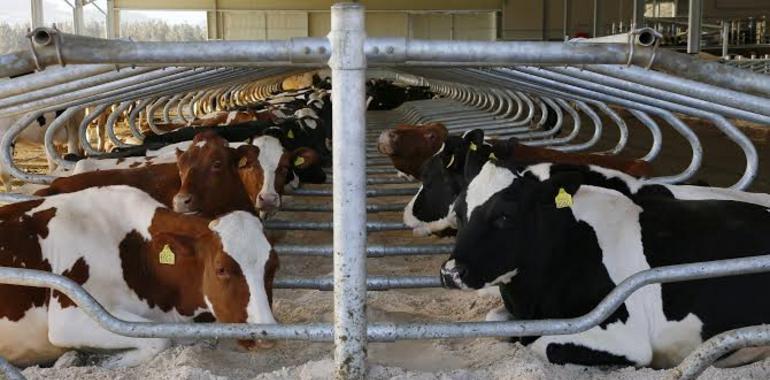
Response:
2,3,770,379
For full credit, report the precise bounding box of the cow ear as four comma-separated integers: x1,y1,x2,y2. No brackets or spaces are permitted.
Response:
152,233,196,263
463,129,485,147
235,145,259,168
175,148,184,158
291,147,318,169
539,171,584,206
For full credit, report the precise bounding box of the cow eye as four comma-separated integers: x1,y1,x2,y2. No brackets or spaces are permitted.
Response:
216,267,230,279
211,160,223,170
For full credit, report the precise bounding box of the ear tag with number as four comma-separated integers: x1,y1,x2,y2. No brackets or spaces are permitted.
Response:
555,188,573,209
159,244,176,265
287,129,295,139
294,156,306,167
469,142,477,151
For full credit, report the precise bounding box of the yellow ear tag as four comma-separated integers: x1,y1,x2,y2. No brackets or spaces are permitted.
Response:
469,142,477,151
287,129,295,139
159,244,176,265
555,188,573,209
238,156,248,168
488,152,498,161
294,156,305,167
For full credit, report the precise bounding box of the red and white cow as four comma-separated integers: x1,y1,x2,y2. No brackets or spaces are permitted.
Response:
0,185,278,367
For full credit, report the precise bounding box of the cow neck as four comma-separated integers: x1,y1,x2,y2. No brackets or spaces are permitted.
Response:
119,208,211,317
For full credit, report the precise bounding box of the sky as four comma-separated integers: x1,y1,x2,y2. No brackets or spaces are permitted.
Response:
0,0,206,27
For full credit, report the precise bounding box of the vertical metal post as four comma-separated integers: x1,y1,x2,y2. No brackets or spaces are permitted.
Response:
106,0,118,39
73,0,85,35
329,3,367,379
722,20,730,58
592,0,600,37
632,0,645,29
30,0,44,28
687,0,703,54
563,0,570,40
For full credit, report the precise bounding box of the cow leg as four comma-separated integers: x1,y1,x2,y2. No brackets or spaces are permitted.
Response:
47,305,170,368
97,122,107,152
528,322,652,367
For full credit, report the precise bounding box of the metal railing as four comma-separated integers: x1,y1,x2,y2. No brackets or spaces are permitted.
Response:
1,3,770,379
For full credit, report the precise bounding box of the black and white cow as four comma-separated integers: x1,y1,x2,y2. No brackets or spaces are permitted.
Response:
441,160,770,368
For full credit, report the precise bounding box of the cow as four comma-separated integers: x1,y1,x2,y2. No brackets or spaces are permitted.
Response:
0,185,278,368
376,123,449,180
0,109,85,191
403,129,653,236
440,160,770,368
35,132,257,218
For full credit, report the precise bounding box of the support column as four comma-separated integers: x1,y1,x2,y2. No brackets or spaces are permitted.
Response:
329,3,367,380
563,0,570,40
687,0,703,54
74,0,85,35
106,0,118,38
592,0,600,37
632,0,645,29
30,0,44,28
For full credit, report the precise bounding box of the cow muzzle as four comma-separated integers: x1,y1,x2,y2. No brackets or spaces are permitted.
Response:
256,192,281,213
172,193,197,214
377,130,397,155
440,259,468,290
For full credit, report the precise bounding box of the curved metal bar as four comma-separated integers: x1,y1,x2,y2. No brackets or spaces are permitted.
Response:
594,101,629,155
129,98,153,140
106,101,135,149
162,93,184,123
44,107,80,171
79,103,110,156
628,109,663,162
671,325,770,380
524,98,581,147
176,91,196,123
146,96,170,135
188,90,208,119
0,111,57,184
369,254,770,340
489,67,703,183
515,66,751,188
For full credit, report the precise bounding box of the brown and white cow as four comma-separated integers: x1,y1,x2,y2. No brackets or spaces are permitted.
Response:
0,185,278,368
35,132,258,218
376,123,448,180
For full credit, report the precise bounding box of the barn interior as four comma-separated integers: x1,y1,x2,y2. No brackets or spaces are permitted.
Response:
2,1,770,380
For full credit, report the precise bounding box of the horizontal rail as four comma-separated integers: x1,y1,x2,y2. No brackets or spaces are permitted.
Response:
0,254,767,342
264,221,409,231
280,203,406,213
274,276,441,290
274,244,453,257
290,188,418,197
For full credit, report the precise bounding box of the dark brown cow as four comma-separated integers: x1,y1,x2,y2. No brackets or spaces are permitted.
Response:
0,186,277,367
376,123,448,179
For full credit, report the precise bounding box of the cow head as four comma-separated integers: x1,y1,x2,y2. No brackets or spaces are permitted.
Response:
376,123,448,179
288,147,326,185
440,161,582,290
403,129,493,237
241,135,291,218
173,131,252,217
202,211,279,349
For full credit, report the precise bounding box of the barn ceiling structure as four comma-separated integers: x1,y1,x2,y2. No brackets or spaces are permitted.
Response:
4,1,770,380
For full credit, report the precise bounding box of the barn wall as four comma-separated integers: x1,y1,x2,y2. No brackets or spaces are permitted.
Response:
115,0,500,41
